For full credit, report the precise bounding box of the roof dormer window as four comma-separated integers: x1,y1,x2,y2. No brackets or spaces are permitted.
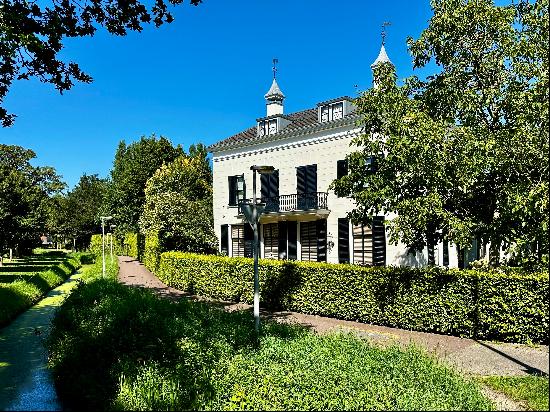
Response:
333,103,343,120
319,102,344,123
258,119,278,137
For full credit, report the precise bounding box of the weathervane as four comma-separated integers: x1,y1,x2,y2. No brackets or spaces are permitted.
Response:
272,58,278,79
381,21,391,45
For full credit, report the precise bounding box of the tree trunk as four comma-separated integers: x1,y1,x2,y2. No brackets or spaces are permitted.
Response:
488,240,500,268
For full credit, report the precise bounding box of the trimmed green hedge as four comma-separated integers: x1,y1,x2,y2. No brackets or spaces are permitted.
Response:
143,232,161,273
89,234,123,257
123,232,142,259
0,254,82,326
157,252,549,344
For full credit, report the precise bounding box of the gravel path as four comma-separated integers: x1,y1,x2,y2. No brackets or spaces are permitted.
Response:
118,256,549,379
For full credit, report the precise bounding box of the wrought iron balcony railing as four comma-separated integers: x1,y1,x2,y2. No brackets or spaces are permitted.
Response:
239,192,328,214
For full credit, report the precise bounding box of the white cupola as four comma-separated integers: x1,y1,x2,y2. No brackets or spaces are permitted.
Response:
264,58,285,116
265,78,285,116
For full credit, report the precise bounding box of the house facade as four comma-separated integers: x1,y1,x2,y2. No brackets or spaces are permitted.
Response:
208,46,463,268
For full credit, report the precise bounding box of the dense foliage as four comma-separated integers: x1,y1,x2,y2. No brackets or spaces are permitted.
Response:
47,270,491,411
0,144,64,261
46,174,109,250
0,0,202,127
0,251,82,326
157,252,549,344
105,135,183,234
89,233,123,258
332,0,549,267
139,152,217,257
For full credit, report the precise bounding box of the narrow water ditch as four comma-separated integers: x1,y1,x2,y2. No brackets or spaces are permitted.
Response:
0,271,83,411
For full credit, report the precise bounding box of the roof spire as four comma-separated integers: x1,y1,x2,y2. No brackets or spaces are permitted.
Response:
265,59,285,116
381,21,391,46
272,58,278,79
371,22,393,68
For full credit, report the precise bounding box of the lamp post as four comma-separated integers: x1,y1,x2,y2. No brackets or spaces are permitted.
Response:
242,165,275,333
100,216,112,277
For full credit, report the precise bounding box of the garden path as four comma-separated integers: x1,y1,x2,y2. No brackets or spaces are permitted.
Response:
118,256,549,379
0,271,83,411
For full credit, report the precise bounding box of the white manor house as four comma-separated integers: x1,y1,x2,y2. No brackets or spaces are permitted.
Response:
208,45,479,268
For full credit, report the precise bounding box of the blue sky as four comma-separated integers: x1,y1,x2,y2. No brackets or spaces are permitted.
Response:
0,0,435,189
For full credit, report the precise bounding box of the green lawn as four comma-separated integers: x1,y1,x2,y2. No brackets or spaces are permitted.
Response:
0,251,83,326
479,375,549,411
48,261,493,411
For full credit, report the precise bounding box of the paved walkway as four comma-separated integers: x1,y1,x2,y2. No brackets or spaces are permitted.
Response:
118,256,549,378
0,271,83,411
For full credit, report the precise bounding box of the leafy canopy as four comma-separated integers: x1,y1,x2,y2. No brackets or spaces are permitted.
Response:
332,0,549,265
140,153,217,254
106,134,183,233
0,0,202,126
0,144,64,256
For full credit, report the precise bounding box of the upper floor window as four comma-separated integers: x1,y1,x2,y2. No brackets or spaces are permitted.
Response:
228,175,245,206
259,119,278,137
319,102,344,122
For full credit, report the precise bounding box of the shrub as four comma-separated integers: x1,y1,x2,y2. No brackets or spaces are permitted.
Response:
143,232,161,273
123,232,142,259
157,252,549,344
48,277,491,411
89,234,123,258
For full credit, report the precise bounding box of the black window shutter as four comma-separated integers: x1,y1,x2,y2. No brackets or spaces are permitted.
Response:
338,218,349,263
271,170,279,198
317,219,327,262
278,221,287,259
337,159,348,179
221,224,228,255
287,221,297,260
372,216,386,266
296,166,306,194
228,176,236,206
244,224,254,258
306,164,317,193
260,173,269,199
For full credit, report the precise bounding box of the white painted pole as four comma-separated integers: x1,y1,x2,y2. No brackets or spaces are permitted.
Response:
102,220,106,278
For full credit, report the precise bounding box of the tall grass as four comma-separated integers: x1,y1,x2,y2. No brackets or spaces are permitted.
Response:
48,273,493,411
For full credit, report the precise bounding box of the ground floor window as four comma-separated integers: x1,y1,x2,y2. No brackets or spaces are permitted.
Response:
231,225,245,257
353,217,385,266
263,223,278,259
300,221,318,261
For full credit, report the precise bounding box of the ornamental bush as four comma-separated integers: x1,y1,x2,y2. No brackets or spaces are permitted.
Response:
89,234,123,257
157,252,549,344
123,232,143,259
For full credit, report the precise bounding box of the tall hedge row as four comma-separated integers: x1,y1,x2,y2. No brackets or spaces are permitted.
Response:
143,232,161,273
89,234,123,257
123,232,143,259
157,252,549,344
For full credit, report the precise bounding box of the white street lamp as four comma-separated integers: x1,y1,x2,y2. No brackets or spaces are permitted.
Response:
100,216,113,277
242,165,275,333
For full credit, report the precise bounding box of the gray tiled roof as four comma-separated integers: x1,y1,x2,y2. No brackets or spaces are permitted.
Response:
208,96,359,152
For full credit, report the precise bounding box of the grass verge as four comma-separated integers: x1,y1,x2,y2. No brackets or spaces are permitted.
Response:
479,375,549,411
0,251,90,327
48,264,493,411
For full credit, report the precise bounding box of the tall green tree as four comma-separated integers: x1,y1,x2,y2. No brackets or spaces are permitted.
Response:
0,0,202,127
106,135,183,233
332,0,548,266
140,154,217,254
46,174,109,249
0,144,64,261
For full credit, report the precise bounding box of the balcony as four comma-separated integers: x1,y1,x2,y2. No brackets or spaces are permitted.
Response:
239,192,329,215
